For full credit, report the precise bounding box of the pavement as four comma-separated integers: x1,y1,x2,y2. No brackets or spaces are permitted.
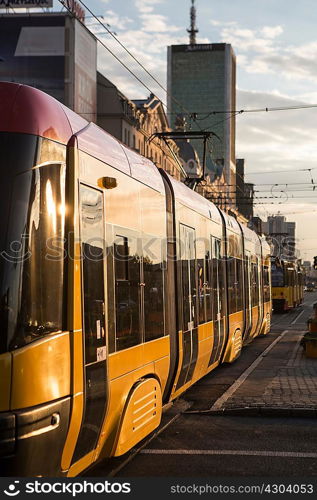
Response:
206,293,317,417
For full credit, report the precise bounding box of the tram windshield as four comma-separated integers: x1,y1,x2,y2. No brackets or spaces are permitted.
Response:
0,132,66,354
271,263,284,287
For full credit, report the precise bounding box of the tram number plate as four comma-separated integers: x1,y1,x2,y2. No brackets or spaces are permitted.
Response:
97,346,107,362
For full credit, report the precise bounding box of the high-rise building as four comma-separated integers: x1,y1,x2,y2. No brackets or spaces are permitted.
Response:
236,159,254,220
167,1,236,209
265,215,297,260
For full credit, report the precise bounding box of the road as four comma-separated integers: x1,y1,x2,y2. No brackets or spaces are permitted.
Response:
85,292,317,478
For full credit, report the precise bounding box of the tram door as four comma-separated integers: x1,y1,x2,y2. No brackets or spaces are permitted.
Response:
72,185,107,464
244,252,252,341
176,225,198,390
209,237,225,366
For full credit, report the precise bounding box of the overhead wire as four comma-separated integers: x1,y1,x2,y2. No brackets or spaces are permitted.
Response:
58,0,317,220
247,167,317,176
60,0,243,208
58,0,168,107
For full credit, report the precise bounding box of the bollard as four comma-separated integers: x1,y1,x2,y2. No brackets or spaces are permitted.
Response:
307,303,317,332
301,331,317,358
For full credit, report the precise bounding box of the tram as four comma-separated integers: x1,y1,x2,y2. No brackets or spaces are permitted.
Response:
271,258,304,312
0,83,271,477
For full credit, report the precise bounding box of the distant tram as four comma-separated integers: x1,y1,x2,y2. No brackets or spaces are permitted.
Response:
0,83,271,477
271,258,304,312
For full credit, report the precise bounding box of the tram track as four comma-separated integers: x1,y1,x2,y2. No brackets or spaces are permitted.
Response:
85,294,316,477
89,327,289,477
271,306,304,328
84,400,192,478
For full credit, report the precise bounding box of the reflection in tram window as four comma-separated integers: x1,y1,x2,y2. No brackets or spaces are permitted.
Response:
114,235,141,351
263,265,271,302
6,163,65,351
251,261,260,307
205,249,212,322
197,258,205,324
180,225,197,331
80,186,105,365
143,238,165,341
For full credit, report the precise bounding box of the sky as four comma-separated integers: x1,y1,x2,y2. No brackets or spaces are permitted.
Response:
52,0,317,261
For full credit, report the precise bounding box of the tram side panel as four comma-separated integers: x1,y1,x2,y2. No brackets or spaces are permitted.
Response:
261,239,272,335
65,147,170,474
169,201,226,400
221,216,244,362
0,134,72,477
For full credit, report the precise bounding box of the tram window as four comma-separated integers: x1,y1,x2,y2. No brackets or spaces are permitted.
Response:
190,235,197,328
107,226,116,354
6,163,66,352
114,236,128,280
196,245,213,324
212,248,218,323
236,259,243,311
251,262,259,307
197,258,205,324
227,258,232,313
263,265,270,302
81,187,105,365
114,235,141,351
218,245,226,319
205,249,212,322
182,253,191,331
271,264,284,287
228,258,237,314
143,238,165,341
181,225,197,331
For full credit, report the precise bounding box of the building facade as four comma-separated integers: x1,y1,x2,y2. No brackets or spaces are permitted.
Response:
0,11,97,121
236,159,254,220
264,215,297,260
97,72,184,180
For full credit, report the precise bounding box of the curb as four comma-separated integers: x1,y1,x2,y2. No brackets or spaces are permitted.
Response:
193,406,317,418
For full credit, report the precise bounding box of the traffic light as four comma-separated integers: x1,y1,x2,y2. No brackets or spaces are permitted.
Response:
314,256,317,270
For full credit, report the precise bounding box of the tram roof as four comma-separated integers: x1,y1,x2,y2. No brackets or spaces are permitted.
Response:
240,222,261,245
76,123,165,194
221,211,241,234
0,82,165,194
0,82,87,143
167,173,222,223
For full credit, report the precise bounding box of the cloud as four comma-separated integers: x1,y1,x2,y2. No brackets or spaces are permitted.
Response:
88,10,133,31
236,90,317,190
261,42,317,83
211,20,237,27
219,25,279,55
212,19,317,84
260,26,283,39
138,13,180,33
134,0,165,14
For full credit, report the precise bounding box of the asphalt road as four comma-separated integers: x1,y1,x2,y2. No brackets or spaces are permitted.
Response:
85,292,317,478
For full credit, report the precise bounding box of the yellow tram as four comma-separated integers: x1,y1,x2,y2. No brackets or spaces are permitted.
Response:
271,258,304,312
0,83,272,476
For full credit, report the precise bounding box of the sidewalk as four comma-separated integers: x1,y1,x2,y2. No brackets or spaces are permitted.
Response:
209,328,317,417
